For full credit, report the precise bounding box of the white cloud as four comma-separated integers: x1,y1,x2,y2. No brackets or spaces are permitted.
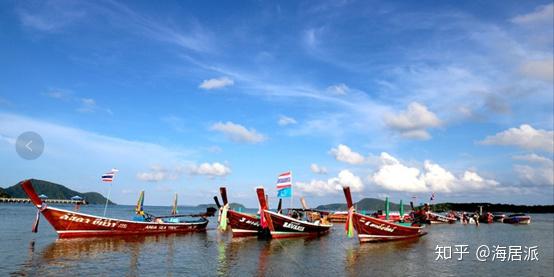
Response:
188,162,231,177
329,144,365,165
199,76,234,90
370,152,498,193
480,124,553,152
371,153,427,192
296,169,363,196
207,145,222,153
310,163,327,174
520,58,554,82
513,154,554,186
18,2,86,32
421,161,457,192
327,83,350,95
460,171,499,189
210,121,266,143
336,169,364,192
513,153,553,165
77,98,97,113
136,165,172,182
278,115,297,126
44,90,70,100
384,102,441,140
511,3,554,25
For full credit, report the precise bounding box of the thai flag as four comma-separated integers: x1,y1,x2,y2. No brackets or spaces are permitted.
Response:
276,171,292,189
276,171,292,198
102,169,119,182
430,192,435,201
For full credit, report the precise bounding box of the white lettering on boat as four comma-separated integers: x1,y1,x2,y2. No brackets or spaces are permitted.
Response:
283,222,305,232
239,217,260,227
364,221,397,232
59,214,91,224
92,218,118,228
59,213,118,227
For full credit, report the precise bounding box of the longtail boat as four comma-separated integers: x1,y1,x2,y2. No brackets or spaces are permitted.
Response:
492,212,506,222
21,180,214,238
328,211,348,223
343,186,427,242
215,187,261,237
426,212,457,224
503,213,531,224
256,187,332,239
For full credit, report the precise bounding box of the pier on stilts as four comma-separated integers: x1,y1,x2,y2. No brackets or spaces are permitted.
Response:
0,198,87,205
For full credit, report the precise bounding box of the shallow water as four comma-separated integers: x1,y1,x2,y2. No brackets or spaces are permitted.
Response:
1,204,552,276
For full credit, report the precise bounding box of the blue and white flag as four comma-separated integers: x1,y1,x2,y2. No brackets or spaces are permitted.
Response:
276,171,292,198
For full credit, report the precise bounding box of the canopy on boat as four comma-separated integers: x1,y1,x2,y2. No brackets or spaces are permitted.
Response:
38,194,48,199
135,191,145,215
171,193,178,215
71,195,83,201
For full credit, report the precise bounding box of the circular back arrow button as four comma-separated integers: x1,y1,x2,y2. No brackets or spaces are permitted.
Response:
16,131,44,160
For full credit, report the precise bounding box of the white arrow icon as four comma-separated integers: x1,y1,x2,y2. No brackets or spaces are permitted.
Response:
25,141,33,152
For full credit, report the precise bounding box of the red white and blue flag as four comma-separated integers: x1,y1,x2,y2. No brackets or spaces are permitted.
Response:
430,192,435,201
276,171,292,198
102,169,119,182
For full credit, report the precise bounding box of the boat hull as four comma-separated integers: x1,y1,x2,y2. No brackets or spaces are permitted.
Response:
504,216,531,224
40,206,208,238
227,210,261,237
264,210,332,239
328,212,348,223
426,212,456,224
353,213,427,242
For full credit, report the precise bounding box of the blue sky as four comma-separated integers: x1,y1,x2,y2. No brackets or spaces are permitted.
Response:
1,0,552,206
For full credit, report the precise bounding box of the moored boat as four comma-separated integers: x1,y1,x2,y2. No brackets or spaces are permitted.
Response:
426,212,457,224
215,187,261,237
492,212,506,222
503,213,531,224
21,180,214,238
256,187,332,239
328,211,348,223
478,212,494,223
343,186,427,242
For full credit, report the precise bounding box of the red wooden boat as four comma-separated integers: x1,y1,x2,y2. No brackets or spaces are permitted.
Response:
343,186,427,242
256,187,332,239
426,212,457,224
215,187,261,237
21,180,213,238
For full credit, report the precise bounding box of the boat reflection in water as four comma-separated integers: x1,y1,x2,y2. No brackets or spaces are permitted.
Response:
344,238,427,277
15,233,198,276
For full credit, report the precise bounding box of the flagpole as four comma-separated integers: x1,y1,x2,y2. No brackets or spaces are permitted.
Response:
103,182,112,217
290,170,293,209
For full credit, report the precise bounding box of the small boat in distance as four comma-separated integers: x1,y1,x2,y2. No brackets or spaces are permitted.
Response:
215,187,261,237
343,186,427,243
503,213,531,224
426,212,457,224
21,180,214,238
256,187,332,239
492,212,506,222
328,211,348,223
479,212,494,223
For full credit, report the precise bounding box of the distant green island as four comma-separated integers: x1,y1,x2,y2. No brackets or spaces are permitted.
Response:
316,198,411,211
422,202,554,213
1,179,114,205
316,198,553,213
197,203,245,210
